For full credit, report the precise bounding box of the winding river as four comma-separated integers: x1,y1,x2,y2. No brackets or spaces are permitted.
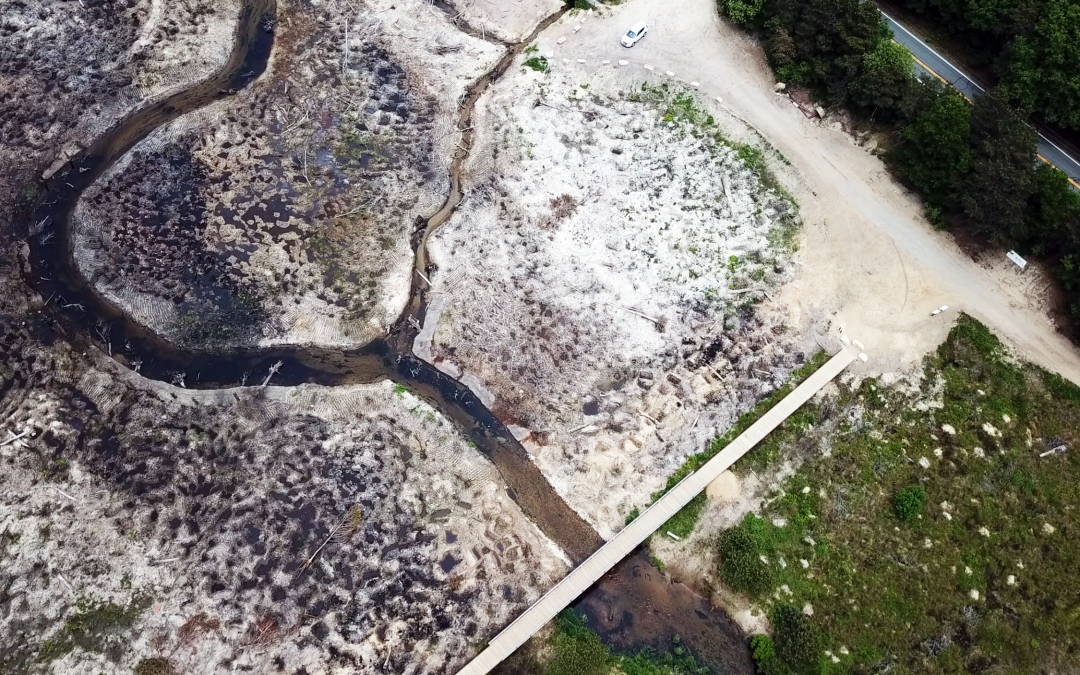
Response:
18,1,753,671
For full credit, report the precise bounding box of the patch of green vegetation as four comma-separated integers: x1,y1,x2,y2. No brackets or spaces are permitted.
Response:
712,314,1080,673
21,181,40,203
39,596,151,662
393,384,411,396
772,604,825,674
633,83,715,129
543,611,709,675
750,634,783,675
546,610,611,675
41,457,70,482
718,513,776,595
524,54,549,73
893,484,926,522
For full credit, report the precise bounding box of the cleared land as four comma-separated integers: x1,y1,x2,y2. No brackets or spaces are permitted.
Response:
0,349,569,674
0,0,242,221
554,0,1080,383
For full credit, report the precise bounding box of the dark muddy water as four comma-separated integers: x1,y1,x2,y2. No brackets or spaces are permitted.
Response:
18,0,751,671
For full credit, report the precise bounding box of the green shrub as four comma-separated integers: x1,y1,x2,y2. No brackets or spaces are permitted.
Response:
135,658,176,675
773,605,824,674
849,39,915,118
524,56,549,73
546,610,610,675
893,485,926,522
718,0,764,26
750,634,787,675
718,514,775,595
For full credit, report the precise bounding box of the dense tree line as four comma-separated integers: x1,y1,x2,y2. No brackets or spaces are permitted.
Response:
719,0,1080,327
902,0,1080,131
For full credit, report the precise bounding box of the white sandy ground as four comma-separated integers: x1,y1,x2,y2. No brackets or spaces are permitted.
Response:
552,0,1080,384
419,59,820,538
444,0,566,43
1,367,569,674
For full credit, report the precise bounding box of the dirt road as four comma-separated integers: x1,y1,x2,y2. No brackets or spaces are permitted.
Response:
541,0,1080,382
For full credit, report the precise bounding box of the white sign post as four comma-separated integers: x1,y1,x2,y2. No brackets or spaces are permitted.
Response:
1006,250,1027,270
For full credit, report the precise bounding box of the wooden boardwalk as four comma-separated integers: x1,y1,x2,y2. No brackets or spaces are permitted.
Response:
457,347,859,675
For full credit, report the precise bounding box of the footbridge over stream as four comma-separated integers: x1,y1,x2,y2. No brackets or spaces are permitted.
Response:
457,346,861,675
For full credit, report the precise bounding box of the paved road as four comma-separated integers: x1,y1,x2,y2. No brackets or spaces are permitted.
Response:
456,348,859,675
881,10,1080,189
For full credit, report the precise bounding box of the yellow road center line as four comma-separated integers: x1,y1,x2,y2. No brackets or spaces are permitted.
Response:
900,42,1080,190
1040,154,1080,189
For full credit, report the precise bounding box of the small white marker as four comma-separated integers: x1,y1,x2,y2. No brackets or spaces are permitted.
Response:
939,305,949,311
690,81,700,88
858,353,868,362
665,70,675,77
853,339,864,350
563,58,570,63
573,25,581,32
715,96,723,104
546,52,554,59
603,60,610,64
932,309,941,316
666,531,682,541
557,36,566,44
840,335,850,345
644,64,654,71
619,60,629,66
577,58,586,63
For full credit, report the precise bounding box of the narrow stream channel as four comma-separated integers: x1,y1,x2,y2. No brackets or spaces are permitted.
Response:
17,1,752,671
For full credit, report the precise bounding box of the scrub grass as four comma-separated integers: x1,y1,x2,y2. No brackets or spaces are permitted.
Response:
541,610,709,675
628,82,794,201
719,315,1080,674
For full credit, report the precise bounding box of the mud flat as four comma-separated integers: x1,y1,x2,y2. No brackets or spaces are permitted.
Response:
419,61,816,538
72,0,503,350
0,0,243,221
0,337,569,674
